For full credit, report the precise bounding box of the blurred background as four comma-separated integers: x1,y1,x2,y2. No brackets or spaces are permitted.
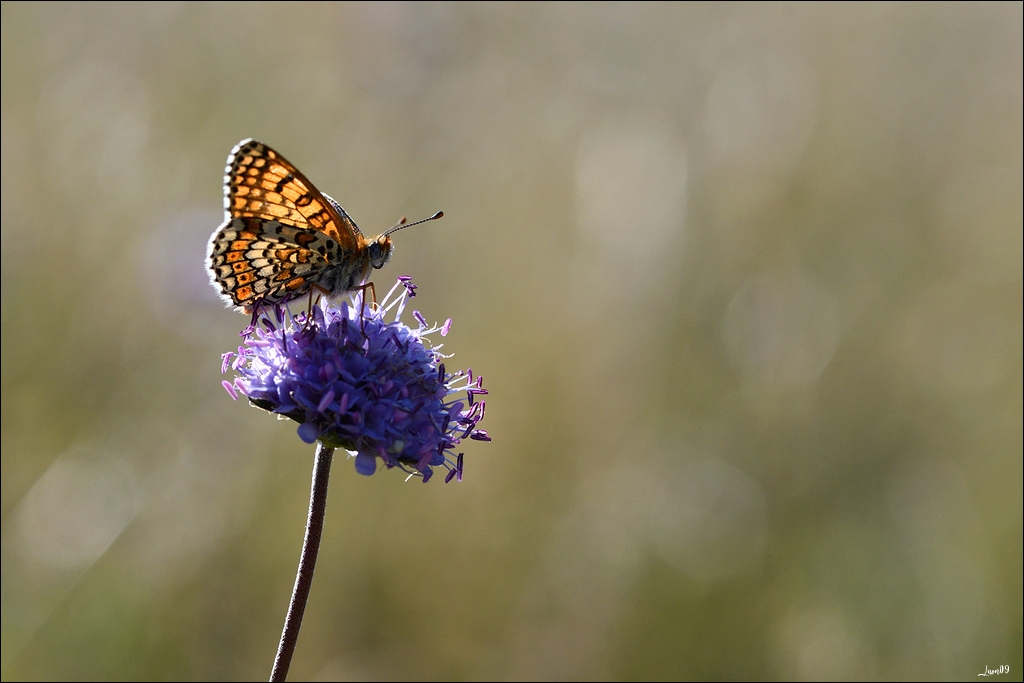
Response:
2,2,1021,680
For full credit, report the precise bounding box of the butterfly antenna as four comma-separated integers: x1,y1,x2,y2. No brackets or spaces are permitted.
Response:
381,211,443,238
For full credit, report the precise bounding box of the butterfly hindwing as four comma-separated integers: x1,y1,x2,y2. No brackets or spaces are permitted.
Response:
208,217,335,309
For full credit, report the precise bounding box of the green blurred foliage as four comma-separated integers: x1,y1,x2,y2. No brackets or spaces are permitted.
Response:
2,2,1020,680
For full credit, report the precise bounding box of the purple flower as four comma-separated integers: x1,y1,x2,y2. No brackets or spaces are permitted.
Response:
221,278,489,482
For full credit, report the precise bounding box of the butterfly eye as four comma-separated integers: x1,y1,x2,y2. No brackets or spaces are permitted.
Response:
369,237,392,269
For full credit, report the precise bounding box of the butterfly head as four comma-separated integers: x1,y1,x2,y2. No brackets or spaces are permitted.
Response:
368,235,393,270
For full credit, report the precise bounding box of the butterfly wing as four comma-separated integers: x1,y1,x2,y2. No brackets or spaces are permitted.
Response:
223,139,363,252
208,216,336,311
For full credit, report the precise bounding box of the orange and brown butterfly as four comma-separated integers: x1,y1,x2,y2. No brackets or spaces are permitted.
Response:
207,138,441,313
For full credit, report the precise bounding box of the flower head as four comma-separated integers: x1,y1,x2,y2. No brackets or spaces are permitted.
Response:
221,278,489,482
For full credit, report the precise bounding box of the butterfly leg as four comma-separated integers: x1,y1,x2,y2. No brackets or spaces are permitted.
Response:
358,282,378,309
349,282,379,336
242,297,267,336
302,284,333,331
300,289,317,331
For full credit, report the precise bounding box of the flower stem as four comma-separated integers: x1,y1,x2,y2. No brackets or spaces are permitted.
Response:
270,442,335,682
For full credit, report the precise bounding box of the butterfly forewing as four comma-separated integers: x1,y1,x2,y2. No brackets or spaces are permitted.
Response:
224,139,361,251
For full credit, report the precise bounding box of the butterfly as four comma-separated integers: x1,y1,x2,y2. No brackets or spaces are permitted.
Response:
207,138,441,313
